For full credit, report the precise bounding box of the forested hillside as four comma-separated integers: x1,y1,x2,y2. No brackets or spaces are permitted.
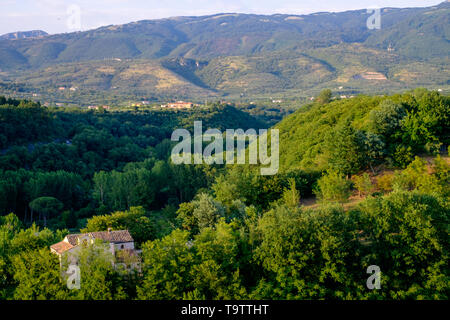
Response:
276,88,449,172
0,89,448,300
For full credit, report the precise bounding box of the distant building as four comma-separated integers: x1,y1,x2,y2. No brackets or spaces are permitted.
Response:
87,105,109,110
161,101,194,109
50,229,139,269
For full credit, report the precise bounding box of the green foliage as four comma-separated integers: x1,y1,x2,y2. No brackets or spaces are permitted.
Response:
316,89,332,105
26,171,87,212
326,120,365,174
276,90,449,172
209,165,318,211
376,173,395,193
392,156,449,197
177,193,225,233
190,221,247,299
137,230,195,300
253,205,357,299
0,215,68,299
357,131,386,171
355,191,449,299
0,88,448,301
432,156,450,196
281,178,301,209
400,89,449,154
314,170,352,203
0,99,248,223
29,197,63,225
12,248,68,300
352,173,375,197
0,100,55,149
66,243,125,300
368,100,406,136
193,194,225,230
93,168,156,211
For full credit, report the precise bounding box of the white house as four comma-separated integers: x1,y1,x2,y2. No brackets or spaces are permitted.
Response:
50,229,136,266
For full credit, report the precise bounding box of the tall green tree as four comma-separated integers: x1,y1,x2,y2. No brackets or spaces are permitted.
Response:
12,248,68,300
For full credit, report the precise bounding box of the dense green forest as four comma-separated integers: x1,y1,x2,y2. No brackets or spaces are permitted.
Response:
0,88,448,300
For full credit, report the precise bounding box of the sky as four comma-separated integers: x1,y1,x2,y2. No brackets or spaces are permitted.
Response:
0,0,445,35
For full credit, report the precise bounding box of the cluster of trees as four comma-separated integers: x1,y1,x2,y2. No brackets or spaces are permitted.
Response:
236,101,298,126
323,89,448,175
0,89,448,300
1,155,448,299
277,88,449,172
0,98,54,149
0,98,266,230
314,155,449,203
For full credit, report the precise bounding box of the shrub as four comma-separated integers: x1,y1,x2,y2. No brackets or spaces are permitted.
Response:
352,173,374,197
314,170,351,203
376,173,395,193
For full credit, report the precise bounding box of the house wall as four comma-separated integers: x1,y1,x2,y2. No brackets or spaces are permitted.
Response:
61,246,82,266
114,242,134,251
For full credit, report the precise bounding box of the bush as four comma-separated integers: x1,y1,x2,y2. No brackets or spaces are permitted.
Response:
393,145,414,168
352,173,374,197
314,170,351,203
376,173,395,193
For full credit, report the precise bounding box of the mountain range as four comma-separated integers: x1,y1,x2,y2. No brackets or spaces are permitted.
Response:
0,1,448,103
0,30,48,41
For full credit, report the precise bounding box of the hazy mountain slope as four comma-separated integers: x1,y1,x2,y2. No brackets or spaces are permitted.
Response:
1,3,448,70
0,30,48,40
304,44,449,87
7,59,215,100
365,3,450,60
0,2,448,101
194,52,335,94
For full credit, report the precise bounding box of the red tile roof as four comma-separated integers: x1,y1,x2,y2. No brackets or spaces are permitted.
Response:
50,241,75,254
89,230,134,243
51,230,134,255
65,230,134,246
